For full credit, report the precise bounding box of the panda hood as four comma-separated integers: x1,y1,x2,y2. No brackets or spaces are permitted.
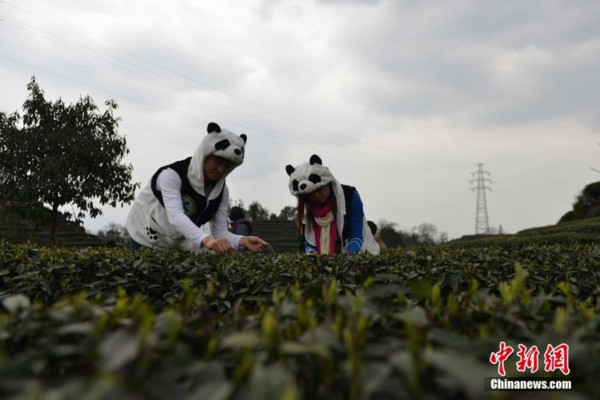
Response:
286,154,346,218
286,154,381,255
286,154,347,240
188,122,247,198
286,154,339,197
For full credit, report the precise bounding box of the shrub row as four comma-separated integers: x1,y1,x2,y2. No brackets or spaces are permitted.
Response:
0,242,599,399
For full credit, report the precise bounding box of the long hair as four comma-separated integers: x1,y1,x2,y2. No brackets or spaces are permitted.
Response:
295,196,307,235
294,185,337,236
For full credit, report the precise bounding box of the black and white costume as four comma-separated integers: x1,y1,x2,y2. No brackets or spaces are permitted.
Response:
286,154,380,255
126,122,247,251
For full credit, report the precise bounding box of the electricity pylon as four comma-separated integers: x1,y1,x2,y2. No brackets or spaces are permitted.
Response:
470,164,492,234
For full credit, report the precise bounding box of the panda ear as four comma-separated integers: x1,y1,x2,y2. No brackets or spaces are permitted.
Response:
207,122,221,133
285,165,295,176
240,134,247,143
309,154,322,165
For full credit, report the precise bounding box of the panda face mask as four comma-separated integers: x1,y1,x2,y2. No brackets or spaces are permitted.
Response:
286,154,336,197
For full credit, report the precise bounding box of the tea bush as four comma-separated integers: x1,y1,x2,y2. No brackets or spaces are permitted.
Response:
0,242,598,399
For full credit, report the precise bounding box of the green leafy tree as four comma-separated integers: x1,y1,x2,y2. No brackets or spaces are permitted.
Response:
377,219,425,248
379,226,404,248
0,77,140,245
378,220,405,248
277,205,297,221
247,200,270,222
559,181,600,222
97,222,132,247
416,222,438,245
231,198,245,209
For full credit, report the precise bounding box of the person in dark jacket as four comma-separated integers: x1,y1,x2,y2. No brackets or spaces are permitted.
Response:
228,206,274,253
229,206,254,236
126,122,269,254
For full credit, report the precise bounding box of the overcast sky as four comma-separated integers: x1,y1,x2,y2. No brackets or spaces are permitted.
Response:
2,0,599,240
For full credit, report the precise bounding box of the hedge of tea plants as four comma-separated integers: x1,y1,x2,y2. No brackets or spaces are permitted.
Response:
445,216,600,248
0,242,599,399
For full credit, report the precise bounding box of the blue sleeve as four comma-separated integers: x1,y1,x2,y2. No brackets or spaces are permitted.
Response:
305,241,318,254
345,191,364,253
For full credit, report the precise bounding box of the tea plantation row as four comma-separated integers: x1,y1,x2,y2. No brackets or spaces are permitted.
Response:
0,242,599,399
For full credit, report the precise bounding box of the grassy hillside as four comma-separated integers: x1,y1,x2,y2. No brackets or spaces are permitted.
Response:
445,216,600,248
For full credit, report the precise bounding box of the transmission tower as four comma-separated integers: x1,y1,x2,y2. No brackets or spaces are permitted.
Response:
470,164,492,234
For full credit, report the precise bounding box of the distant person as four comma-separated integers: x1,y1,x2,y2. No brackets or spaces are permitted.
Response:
285,154,380,255
368,220,388,251
228,206,254,236
126,122,270,254
228,206,275,253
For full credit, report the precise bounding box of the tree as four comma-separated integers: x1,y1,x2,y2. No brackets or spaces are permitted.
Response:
231,198,245,209
247,200,270,222
378,220,410,248
377,219,438,248
97,222,131,247
414,223,448,245
0,111,20,200
379,225,405,248
0,77,140,245
416,223,438,245
559,181,600,222
591,143,599,173
277,205,296,221
438,231,449,244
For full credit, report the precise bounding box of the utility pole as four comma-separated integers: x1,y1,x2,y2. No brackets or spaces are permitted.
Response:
470,164,492,234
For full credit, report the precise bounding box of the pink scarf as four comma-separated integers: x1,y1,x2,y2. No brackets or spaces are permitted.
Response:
311,198,337,255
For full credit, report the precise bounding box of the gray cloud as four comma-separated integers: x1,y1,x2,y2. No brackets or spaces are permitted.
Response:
325,0,600,130
2,0,599,239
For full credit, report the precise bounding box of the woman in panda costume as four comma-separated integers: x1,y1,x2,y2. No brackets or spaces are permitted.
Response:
126,122,269,253
286,155,380,255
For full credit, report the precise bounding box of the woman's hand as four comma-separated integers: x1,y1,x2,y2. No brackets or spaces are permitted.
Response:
239,236,270,253
201,236,234,254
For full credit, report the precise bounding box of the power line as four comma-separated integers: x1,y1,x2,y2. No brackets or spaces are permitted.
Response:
0,1,471,185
